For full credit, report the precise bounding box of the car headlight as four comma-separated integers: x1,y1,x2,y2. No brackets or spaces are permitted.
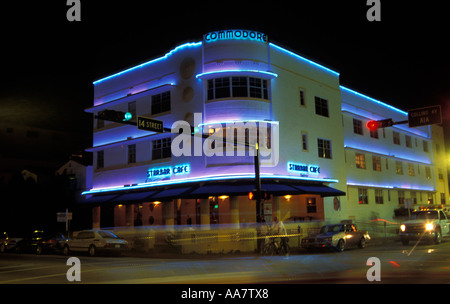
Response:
400,224,406,232
426,223,434,231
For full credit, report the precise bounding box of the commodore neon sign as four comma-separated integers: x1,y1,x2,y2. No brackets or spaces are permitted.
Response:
147,164,190,180
287,162,320,175
204,29,268,43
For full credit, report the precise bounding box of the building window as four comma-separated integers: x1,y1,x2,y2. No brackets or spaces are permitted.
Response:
152,138,171,160
301,131,308,151
317,138,332,159
411,191,417,204
405,135,412,148
438,168,444,180
314,96,329,117
396,161,403,175
423,140,429,152
358,188,368,204
441,193,446,204
369,126,379,139
207,77,268,101
128,101,136,118
398,191,405,206
299,88,306,106
425,166,431,179
128,144,136,164
375,189,384,204
393,131,401,145
232,77,248,97
355,153,366,169
372,156,381,171
151,91,171,115
96,150,104,169
408,163,415,176
353,118,363,135
306,197,317,213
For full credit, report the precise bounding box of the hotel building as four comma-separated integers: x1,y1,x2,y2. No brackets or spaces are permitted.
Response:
83,30,448,236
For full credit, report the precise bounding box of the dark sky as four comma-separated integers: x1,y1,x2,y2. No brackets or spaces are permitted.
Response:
1,0,449,148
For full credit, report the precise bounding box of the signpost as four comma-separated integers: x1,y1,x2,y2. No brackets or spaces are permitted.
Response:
57,209,72,232
137,116,164,132
408,105,442,128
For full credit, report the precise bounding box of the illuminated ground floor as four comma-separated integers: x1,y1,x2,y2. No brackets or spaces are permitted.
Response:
85,178,345,229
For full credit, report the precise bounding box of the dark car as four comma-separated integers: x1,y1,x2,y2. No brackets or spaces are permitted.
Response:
0,232,22,253
15,230,68,255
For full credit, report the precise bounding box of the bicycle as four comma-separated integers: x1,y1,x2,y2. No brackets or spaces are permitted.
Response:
262,234,290,256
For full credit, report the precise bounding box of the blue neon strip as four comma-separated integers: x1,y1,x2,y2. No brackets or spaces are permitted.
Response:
269,43,340,77
340,86,408,116
196,70,278,79
82,173,339,195
93,42,202,85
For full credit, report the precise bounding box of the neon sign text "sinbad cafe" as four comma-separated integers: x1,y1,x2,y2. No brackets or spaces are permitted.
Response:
204,29,268,43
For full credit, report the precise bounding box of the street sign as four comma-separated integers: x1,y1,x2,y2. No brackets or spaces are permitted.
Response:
137,116,164,132
408,105,442,128
57,212,72,222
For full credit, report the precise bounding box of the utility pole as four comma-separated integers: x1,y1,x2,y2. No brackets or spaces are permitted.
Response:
254,142,262,223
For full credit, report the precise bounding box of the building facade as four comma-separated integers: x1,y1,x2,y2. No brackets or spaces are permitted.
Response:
83,29,448,232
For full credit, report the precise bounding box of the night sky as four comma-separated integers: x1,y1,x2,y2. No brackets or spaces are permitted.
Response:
2,0,449,149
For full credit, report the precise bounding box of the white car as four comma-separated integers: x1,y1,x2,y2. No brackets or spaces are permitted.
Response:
64,230,128,256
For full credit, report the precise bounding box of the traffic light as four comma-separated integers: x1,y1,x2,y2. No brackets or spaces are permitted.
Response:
248,191,271,200
190,126,200,136
366,118,394,131
97,109,133,123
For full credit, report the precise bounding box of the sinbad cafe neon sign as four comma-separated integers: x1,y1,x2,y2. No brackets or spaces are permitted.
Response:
204,29,268,43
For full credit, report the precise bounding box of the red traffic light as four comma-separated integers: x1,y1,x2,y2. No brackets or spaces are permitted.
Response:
366,120,379,131
366,118,394,131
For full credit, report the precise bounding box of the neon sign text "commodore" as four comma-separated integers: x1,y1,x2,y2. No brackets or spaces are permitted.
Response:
204,29,268,44
287,162,320,175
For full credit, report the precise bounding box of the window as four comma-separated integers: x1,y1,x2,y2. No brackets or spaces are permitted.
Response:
358,188,368,204
438,168,444,180
353,118,363,135
411,191,417,204
408,163,415,176
405,135,412,148
393,131,400,145
372,156,381,171
96,150,104,169
306,197,317,213
128,144,136,164
299,88,306,106
441,193,446,204
369,128,378,139
207,77,268,100
232,77,248,97
375,189,384,204
151,91,171,114
128,101,136,118
355,153,366,169
423,140,429,152
301,131,308,151
425,166,431,179
398,191,405,206
152,138,171,160
314,96,329,117
396,161,403,175
317,138,332,159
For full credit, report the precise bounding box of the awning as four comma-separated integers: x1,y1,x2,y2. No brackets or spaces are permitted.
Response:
150,186,194,200
112,190,159,203
81,194,119,204
187,183,256,198
290,184,346,197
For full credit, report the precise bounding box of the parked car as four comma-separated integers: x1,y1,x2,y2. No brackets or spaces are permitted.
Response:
15,230,67,254
0,232,22,253
63,230,128,257
301,223,370,252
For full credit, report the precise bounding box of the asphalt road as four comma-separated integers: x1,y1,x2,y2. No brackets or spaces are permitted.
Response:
0,240,449,284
